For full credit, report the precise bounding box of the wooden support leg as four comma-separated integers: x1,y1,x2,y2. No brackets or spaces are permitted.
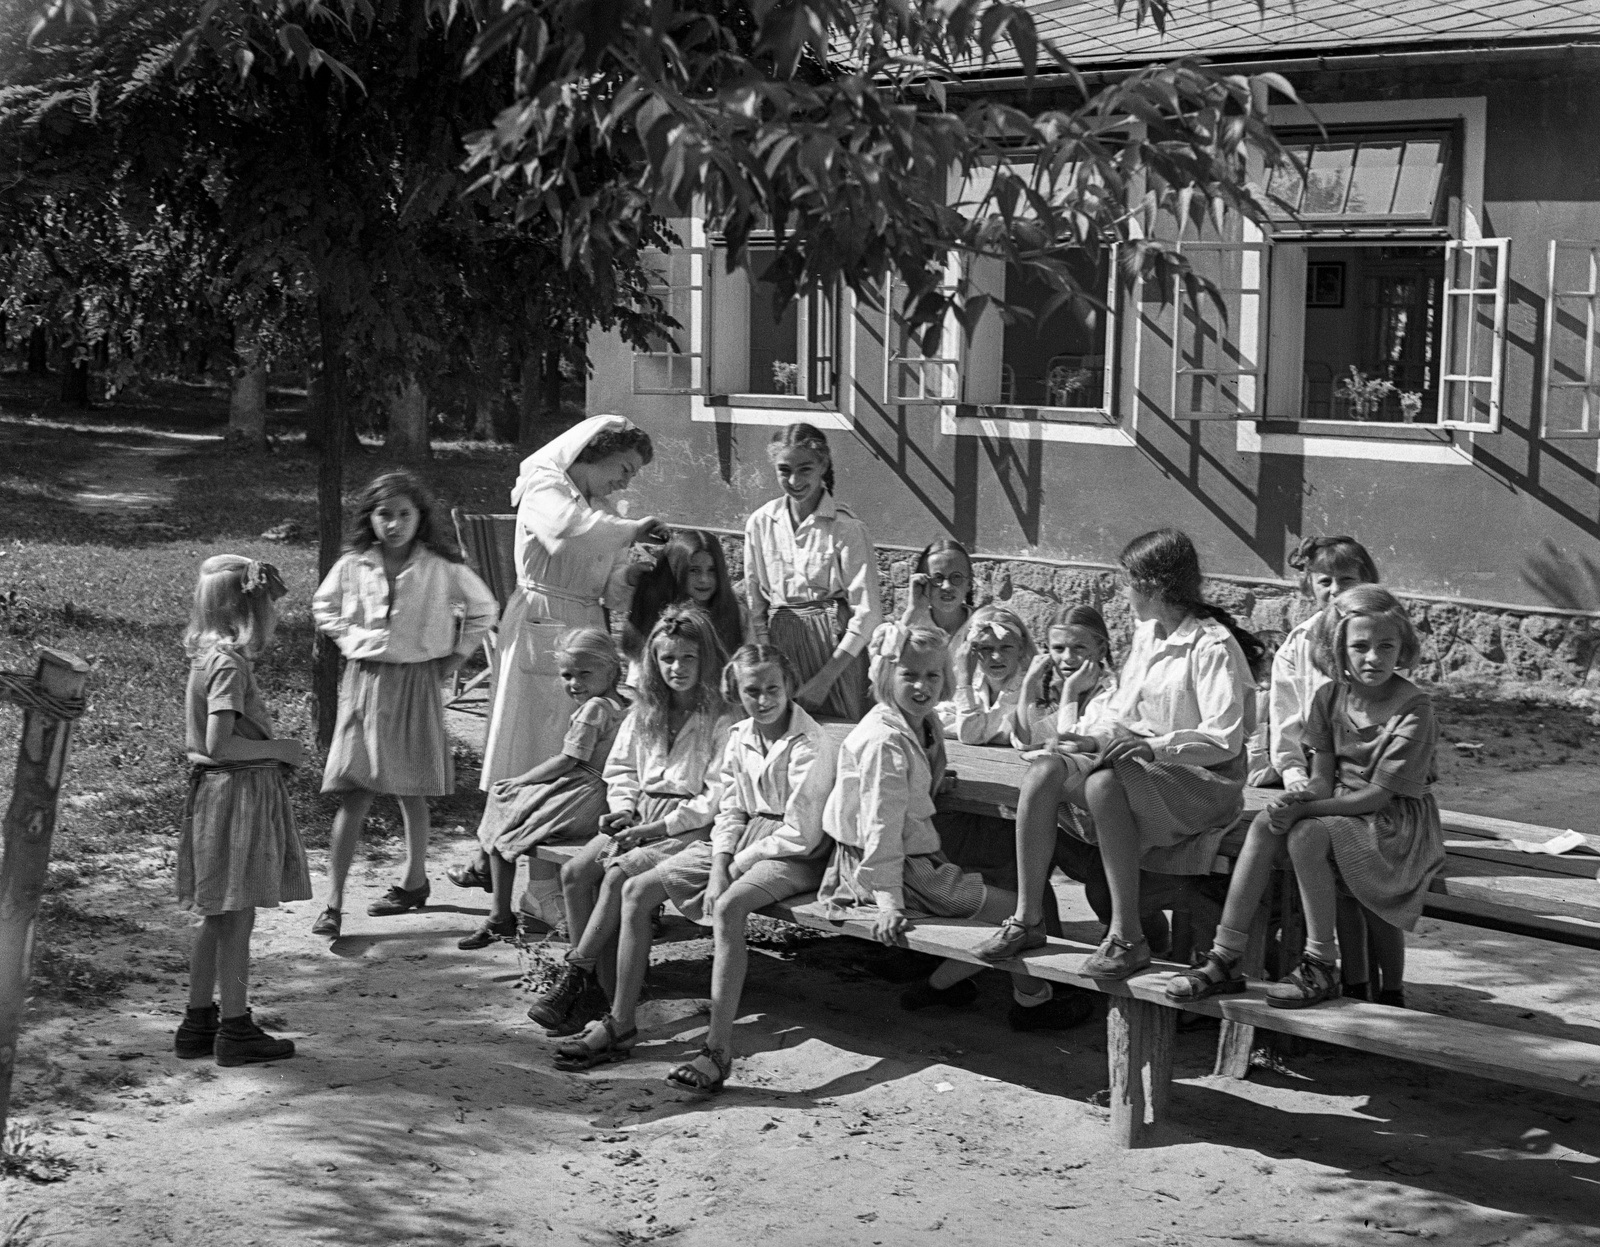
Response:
1107,996,1176,1148
1214,891,1272,1079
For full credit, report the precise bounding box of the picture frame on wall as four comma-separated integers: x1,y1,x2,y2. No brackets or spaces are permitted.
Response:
1306,261,1346,308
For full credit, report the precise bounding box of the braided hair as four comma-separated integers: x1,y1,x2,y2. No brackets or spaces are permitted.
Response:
1119,528,1267,679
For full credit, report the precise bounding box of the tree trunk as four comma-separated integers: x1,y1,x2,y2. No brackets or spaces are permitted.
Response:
314,292,348,749
0,648,91,1137
385,377,431,458
517,352,541,446
543,347,563,419
60,357,90,406
228,324,268,448
26,326,47,375
472,345,503,442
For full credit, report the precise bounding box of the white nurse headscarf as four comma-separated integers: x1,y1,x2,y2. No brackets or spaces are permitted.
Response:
511,414,637,507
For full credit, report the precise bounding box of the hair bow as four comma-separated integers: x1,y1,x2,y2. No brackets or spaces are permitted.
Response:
867,621,910,684
241,560,287,601
1286,537,1321,572
970,620,1014,647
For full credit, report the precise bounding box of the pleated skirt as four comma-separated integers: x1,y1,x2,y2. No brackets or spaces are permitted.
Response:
178,763,313,916
768,601,868,721
1057,753,1245,877
1313,791,1445,932
322,658,452,796
477,766,608,860
816,842,988,919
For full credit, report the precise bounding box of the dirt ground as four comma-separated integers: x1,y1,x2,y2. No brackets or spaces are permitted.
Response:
4,714,1598,1247
2,397,1599,1246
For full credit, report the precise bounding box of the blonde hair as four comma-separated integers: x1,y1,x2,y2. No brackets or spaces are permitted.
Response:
965,605,1037,665
869,622,953,710
553,627,622,690
636,604,730,742
183,555,278,660
1312,585,1421,682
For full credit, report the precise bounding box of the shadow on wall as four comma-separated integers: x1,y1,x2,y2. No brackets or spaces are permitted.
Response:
1521,539,1600,611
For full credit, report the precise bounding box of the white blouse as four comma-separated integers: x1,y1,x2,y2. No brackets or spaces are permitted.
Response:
941,670,1024,745
710,705,838,873
1081,616,1250,768
312,547,497,664
1269,616,1326,789
514,470,637,610
744,493,884,658
603,705,738,836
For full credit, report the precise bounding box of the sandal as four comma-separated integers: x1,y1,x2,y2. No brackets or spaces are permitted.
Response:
1267,954,1342,1009
447,862,492,892
552,1013,637,1071
1082,934,1152,981
666,1045,732,1094
1164,950,1246,1002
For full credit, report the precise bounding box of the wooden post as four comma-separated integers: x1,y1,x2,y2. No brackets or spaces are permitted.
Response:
1214,890,1273,1079
0,649,90,1136
1106,996,1175,1148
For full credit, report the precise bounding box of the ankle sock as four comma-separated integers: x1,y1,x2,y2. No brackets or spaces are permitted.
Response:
565,953,598,974
1213,924,1250,961
1012,980,1053,1008
1305,938,1338,964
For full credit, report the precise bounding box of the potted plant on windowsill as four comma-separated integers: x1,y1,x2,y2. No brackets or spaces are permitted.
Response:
1333,366,1397,421
771,361,800,396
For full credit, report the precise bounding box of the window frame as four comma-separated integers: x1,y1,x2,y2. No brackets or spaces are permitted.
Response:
1437,237,1509,433
1265,127,1456,233
1542,239,1600,440
631,245,707,397
1169,229,1270,421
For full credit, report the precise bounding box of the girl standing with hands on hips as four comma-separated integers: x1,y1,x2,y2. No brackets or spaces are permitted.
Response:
176,556,310,1065
1167,587,1443,1009
310,471,498,939
978,529,1261,980
745,423,882,718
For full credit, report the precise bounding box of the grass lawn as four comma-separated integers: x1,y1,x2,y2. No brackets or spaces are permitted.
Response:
0,372,524,1006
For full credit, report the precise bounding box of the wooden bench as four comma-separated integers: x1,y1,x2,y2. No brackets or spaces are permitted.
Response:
531,840,1600,1149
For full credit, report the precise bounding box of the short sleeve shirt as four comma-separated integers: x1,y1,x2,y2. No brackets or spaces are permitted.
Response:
186,648,274,757
562,694,629,770
1304,683,1437,799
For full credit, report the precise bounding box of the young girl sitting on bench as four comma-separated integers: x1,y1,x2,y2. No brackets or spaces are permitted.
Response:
942,605,1035,745
1166,586,1443,1009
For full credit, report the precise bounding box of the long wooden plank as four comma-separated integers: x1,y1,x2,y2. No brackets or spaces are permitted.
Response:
1422,891,1600,948
768,899,1600,1103
1440,841,1600,879
1436,873,1600,923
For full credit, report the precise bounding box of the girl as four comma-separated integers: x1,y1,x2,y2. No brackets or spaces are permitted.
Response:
1273,535,1397,1002
1166,586,1443,1009
745,423,883,719
556,646,837,1080
623,529,745,677
818,623,1092,1031
450,629,630,950
978,529,1261,981
1011,604,1117,752
941,605,1035,744
903,538,977,648
526,605,737,1037
175,556,309,1066
310,471,498,940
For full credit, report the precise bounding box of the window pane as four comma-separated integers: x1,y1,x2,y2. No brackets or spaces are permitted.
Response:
1545,385,1595,436
998,249,1108,408
1266,145,1311,213
1344,141,1402,216
1391,139,1445,217
745,247,800,395
1549,296,1595,387
1302,144,1355,214
1552,244,1598,294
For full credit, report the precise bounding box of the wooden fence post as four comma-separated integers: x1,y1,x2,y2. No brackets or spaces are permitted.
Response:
0,649,91,1138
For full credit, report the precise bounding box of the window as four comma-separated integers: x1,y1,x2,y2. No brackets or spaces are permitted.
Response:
1543,240,1600,439
1267,132,1452,226
633,246,705,395
707,240,840,403
1172,234,1268,419
1438,238,1509,431
888,272,961,404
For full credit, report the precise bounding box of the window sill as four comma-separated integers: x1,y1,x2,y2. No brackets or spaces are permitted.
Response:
706,393,832,411
690,397,850,431
1255,419,1454,444
961,404,1116,427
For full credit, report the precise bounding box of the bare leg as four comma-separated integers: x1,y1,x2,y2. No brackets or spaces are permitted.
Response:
1216,812,1287,937
704,882,774,1057
214,909,257,1018
188,918,221,1009
560,835,612,943
1082,769,1144,945
396,794,431,891
569,862,632,996
324,790,376,911
1286,819,1339,954
591,872,670,1047
488,853,517,925
1008,756,1074,927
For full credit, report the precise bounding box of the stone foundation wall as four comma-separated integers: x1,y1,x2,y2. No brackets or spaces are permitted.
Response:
713,533,1600,693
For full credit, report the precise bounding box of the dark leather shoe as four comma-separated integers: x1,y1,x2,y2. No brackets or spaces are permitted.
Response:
367,880,431,916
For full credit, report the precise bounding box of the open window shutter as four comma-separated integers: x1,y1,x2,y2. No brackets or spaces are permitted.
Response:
805,286,838,403
1171,239,1268,419
1439,238,1508,431
632,246,706,395
888,275,961,404
1542,240,1600,439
